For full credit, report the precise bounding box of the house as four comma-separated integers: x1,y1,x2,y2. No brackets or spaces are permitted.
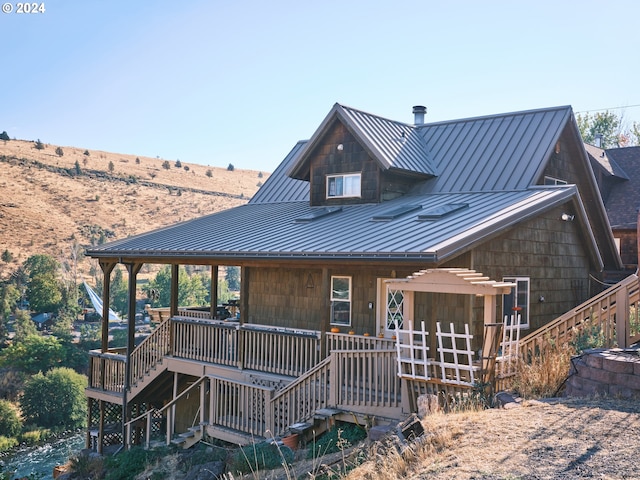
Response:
587,144,640,274
84,103,623,452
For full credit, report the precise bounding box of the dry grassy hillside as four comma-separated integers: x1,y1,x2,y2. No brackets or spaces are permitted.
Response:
0,139,269,279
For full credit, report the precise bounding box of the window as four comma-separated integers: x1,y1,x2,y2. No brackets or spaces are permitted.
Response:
543,176,567,186
327,173,361,198
502,277,530,328
330,276,351,325
385,288,404,331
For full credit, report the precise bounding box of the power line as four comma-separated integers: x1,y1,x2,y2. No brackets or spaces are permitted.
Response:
576,104,640,115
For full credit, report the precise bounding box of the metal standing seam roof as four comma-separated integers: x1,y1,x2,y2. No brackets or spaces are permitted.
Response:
415,106,572,193
288,103,437,180
86,186,585,264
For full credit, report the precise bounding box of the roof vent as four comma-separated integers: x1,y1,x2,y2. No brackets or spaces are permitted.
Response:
412,105,427,125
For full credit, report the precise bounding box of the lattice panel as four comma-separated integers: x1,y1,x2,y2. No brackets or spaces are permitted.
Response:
386,288,405,331
435,322,479,386
497,313,522,377
395,319,431,380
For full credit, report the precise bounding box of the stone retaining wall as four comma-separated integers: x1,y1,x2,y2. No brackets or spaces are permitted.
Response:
566,348,640,398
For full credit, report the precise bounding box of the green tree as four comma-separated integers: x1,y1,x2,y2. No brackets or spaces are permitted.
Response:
162,160,171,170
226,266,240,291
227,163,235,171
55,146,64,157
175,159,182,168
74,159,82,175
24,254,62,313
0,399,22,437
110,268,129,317
108,160,115,173
145,266,208,307
12,309,37,342
575,111,640,148
0,333,65,374
34,139,44,150
20,367,87,429
0,131,9,141
1,250,12,264
206,169,213,178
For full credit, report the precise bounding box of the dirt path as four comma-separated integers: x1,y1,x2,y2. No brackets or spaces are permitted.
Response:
399,397,640,479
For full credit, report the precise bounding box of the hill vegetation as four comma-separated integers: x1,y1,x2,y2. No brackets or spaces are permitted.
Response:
0,138,267,280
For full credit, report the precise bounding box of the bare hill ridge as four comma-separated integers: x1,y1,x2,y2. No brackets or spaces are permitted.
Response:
0,139,268,279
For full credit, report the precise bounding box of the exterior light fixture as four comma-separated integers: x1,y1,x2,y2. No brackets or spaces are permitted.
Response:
561,213,574,222
336,144,344,151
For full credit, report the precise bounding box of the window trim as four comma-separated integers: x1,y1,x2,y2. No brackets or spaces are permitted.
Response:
502,276,530,329
326,173,362,199
330,275,352,326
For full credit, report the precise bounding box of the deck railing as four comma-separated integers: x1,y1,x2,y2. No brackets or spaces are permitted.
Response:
331,349,401,410
88,350,126,393
242,324,321,377
172,318,238,366
519,274,640,360
326,332,395,352
209,375,275,437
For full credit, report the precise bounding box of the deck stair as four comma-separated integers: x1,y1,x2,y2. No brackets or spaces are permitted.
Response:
171,423,206,449
128,317,172,400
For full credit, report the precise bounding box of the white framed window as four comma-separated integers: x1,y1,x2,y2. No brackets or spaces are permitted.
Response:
327,173,361,198
543,176,567,186
330,276,352,325
502,277,530,328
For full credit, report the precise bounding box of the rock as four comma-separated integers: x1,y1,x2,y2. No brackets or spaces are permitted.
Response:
417,393,441,417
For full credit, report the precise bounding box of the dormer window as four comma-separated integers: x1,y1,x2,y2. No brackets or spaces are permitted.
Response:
327,173,361,198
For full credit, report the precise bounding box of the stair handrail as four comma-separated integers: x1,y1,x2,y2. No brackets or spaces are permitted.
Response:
129,316,172,389
519,274,639,359
125,375,207,450
269,355,332,436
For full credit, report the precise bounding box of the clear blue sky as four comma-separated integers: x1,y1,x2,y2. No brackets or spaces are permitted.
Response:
1,0,638,172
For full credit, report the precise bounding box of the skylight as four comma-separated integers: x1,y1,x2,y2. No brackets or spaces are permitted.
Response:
294,207,343,223
417,203,469,221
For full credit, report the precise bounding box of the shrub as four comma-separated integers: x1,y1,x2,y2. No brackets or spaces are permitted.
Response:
83,149,90,156
108,161,114,173
228,440,294,474
55,146,64,157
227,163,235,171
135,157,140,164
512,339,574,398
307,423,367,459
74,159,82,175
19,427,53,445
104,446,170,480
175,159,182,168
206,169,213,178
34,139,44,150
162,160,171,170
0,400,22,437
0,435,18,452
20,367,87,429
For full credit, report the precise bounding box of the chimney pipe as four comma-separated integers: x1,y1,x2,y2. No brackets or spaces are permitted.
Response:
412,105,427,125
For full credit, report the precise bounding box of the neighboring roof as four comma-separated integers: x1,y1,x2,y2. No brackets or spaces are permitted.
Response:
288,103,437,180
86,185,601,268
414,106,572,193
585,143,629,180
600,146,640,229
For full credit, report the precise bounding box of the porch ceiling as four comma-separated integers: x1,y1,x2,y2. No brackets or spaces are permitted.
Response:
384,268,515,295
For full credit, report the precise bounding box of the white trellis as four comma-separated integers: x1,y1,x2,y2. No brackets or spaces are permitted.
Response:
497,313,522,377
435,322,479,386
395,319,431,381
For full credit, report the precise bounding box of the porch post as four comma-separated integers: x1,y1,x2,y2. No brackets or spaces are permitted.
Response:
210,266,219,319
170,264,179,317
481,294,502,395
123,262,143,448
321,267,329,359
99,261,116,353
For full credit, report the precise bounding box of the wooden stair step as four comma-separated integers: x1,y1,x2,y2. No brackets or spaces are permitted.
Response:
288,422,314,435
314,408,341,420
